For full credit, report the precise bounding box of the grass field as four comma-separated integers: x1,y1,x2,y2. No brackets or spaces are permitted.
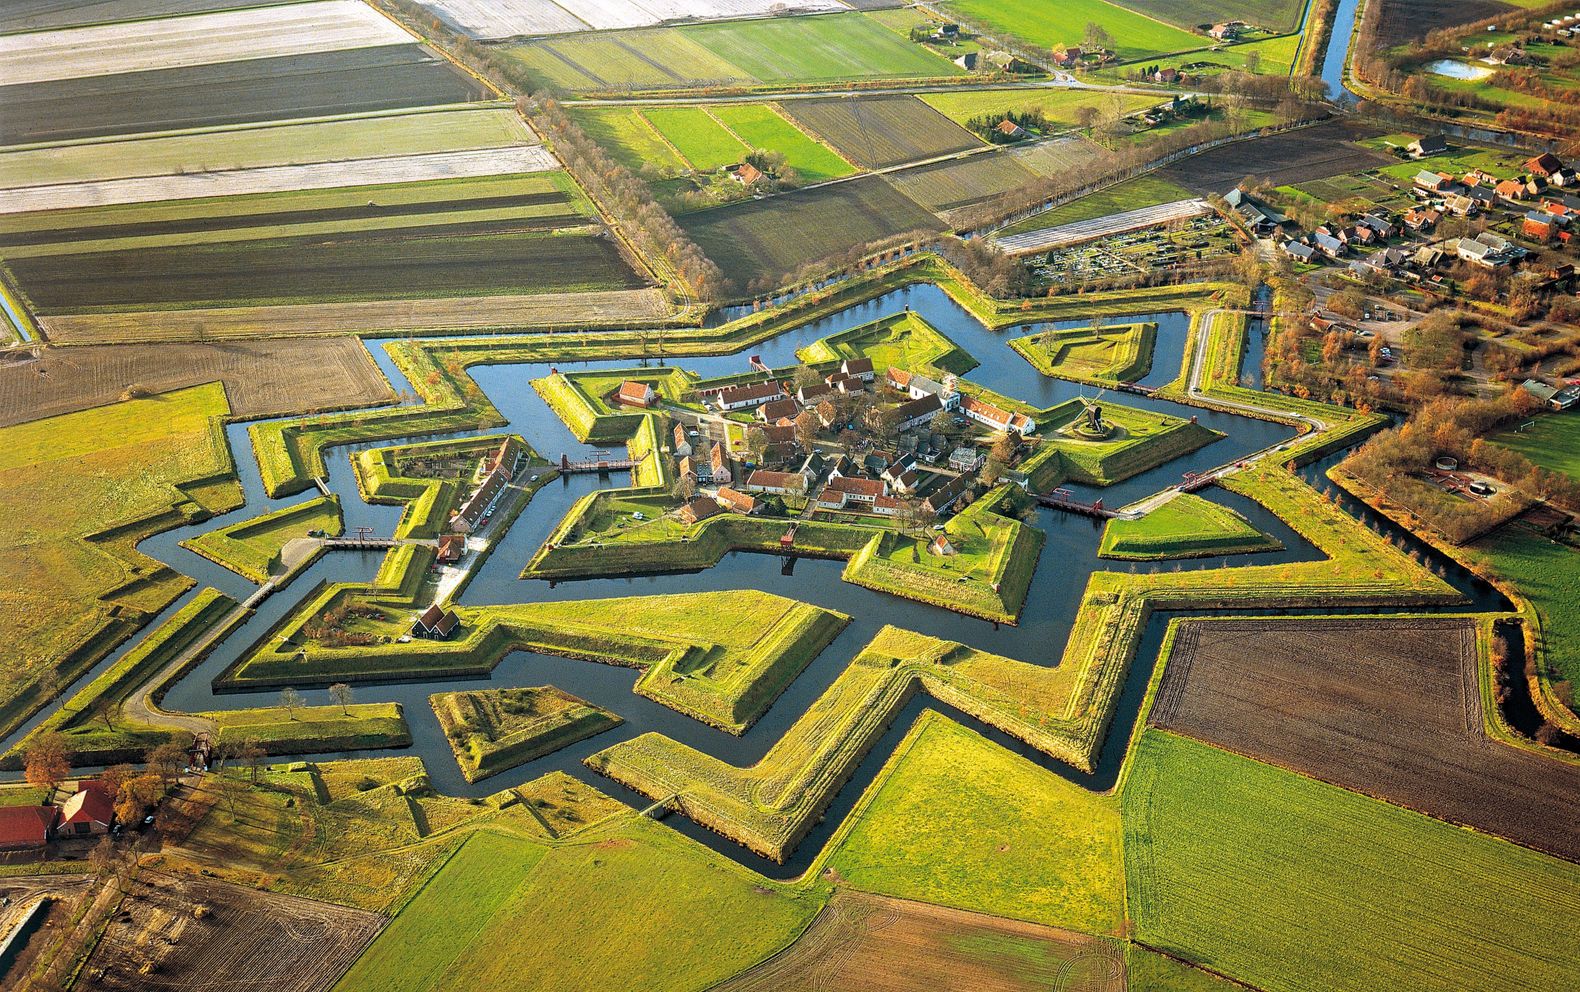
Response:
681,175,942,290
432,686,623,782
940,0,1204,60
572,107,690,177
504,12,961,94
0,383,239,739
335,819,823,992
1491,413,1580,481
1125,730,1580,992
1098,493,1280,560
827,712,1124,934
920,88,1160,127
181,496,340,583
1470,528,1580,688
997,175,1194,238
712,104,855,183
1099,30,1303,80
642,107,750,171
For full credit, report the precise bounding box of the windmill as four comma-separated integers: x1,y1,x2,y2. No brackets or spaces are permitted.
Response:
1076,383,1109,435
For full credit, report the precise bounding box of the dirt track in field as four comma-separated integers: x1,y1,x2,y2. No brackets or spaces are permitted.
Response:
1152,617,1580,863
1160,120,1394,195
715,890,1124,992
0,338,392,426
80,870,381,992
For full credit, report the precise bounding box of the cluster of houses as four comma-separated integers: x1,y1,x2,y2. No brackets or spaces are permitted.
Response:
0,780,116,852
1535,11,1580,38
1521,377,1580,411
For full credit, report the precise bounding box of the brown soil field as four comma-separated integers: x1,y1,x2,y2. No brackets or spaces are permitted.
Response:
79,870,381,992
715,890,1124,992
1376,0,1513,43
1160,121,1393,195
0,0,281,34
781,96,981,170
0,339,392,427
35,288,672,343
1152,616,1580,863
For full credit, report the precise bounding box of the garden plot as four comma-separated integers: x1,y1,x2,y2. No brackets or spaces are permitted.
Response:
1151,616,1580,863
0,0,412,85
1,146,557,214
781,95,980,170
996,199,1210,255
1025,216,1237,286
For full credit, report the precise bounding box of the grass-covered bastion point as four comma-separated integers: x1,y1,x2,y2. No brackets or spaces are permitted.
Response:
1098,492,1282,560
432,685,623,783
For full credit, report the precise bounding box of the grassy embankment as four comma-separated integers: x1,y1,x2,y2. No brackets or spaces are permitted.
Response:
355,433,543,541
224,588,847,736
432,686,622,783
245,254,1241,498
589,465,1459,860
1098,492,1281,560
1125,729,1580,992
1018,399,1223,493
181,496,341,583
843,485,1044,625
0,383,240,742
1009,321,1157,385
532,367,695,443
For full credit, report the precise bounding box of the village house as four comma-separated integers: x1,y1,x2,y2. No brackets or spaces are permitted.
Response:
871,494,905,517
709,442,732,486
960,395,1034,435
715,487,759,515
1408,134,1448,158
818,475,888,509
713,381,785,412
1495,178,1527,204
451,468,509,534
744,469,807,495
0,805,57,851
1402,207,1441,232
839,357,875,382
928,533,957,556
677,496,722,525
994,119,1026,140
1443,192,1481,217
797,381,835,405
1525,211,1559,241
672,422,693,458
922,474,973,517
727,161,763,185
1456,231,1517,267
1313,231,1348,258
895,394,946,432
1208,21,1242,40
887,367,961,408
948,446,985,473
882,455,920,494
482,436,524,480
1413,170,1455,192
1282,240,1317,263
1154,67,1181,84
1526,152,1565,179
410,603,461,640
1223,188,1285,236
59,781,114,837
762,422,798,447
757,398,799,423
615,380,656,408
437,533,465,564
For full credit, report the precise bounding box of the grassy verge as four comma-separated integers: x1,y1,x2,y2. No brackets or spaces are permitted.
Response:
181,496,341,583
204,703,411,755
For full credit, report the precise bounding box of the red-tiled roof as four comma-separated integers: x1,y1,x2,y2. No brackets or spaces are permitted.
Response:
616,380,654,405
62,782,115,828
716,487,757,513
825,476,885,497
0,806,56,848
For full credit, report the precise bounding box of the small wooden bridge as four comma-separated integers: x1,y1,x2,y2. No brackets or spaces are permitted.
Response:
1034,489,1119,519
560,452,638,474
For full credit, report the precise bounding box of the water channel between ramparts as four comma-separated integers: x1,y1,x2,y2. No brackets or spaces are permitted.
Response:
6,282,1507,877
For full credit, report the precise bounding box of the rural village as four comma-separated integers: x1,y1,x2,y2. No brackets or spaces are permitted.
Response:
0,0,1577,990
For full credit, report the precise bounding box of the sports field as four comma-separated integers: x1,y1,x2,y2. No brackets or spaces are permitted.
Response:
939,0,1203,60
1125,730,1580,992
504,12,961,94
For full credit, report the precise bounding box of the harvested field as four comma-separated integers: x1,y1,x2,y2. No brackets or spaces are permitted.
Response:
715,890,1124,992
1012,137,1110,178
80,870,381,992
37,288,671,342
681,176,942,289
419,0,846,39
1152,616,1580,862
0,338,391,427
0,0,412,85
1159,121,1392,194
885,151,1040,219
0,44,489,146
997,199,1211,254
8,220,642,312
1376,0,1513,44
2,146,557,215
1120,0,1306,33
0,0,282,34
781,96,980,170
0,106,531,190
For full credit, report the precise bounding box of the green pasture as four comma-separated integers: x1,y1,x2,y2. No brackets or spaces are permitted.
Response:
335,820,821,992
940,0,1203,60
1491,413,1580,481
642,107,749,171
827,711,1124,934
1096,31,1303,79
921,88,1159,127
1125,730,1580,992
1119,0,1307,33
997,175,1193,238
181,495,340,583
1469,528,1580,688
1098,493,1280,560
797,309,977,375
571,107,689,177
205,702,410,754
433,686,622,783
1010,321,1157,384
711,104,855,183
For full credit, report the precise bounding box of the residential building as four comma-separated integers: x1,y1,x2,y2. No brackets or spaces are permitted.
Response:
818,475,887,509
410,604,460,640
757,398,799,423
715,487,759,514
0,806,56,851
840,357,875,382
451,468,508,533
672,422,693,458
948,446,985,472
895,394,945,432
1526,152,1565,178
713,381,785,411
59,782,114,837
615,380,656,408
677,496,722,525
709,442,732,486
437,534,465,564
960,395,1034,435
1408,134,1448,158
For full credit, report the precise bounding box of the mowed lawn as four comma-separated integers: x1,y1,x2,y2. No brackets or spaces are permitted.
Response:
0,383,239,735
1470,528,1580,687
1124,730,1580,992
828,713,1125,935
1491,413,1580,480
941,0,1202,60
335,819,822,992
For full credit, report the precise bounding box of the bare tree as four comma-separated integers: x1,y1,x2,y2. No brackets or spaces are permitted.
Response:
328,682,354,716
240,738,267,784
146,740,188,786
279,686,305,720
24,731,71,798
